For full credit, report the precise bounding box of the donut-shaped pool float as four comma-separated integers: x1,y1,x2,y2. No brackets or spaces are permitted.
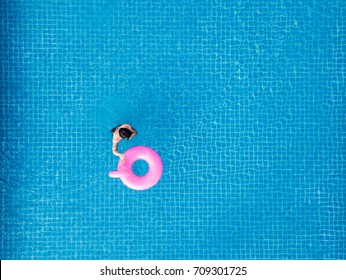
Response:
109,146,163,191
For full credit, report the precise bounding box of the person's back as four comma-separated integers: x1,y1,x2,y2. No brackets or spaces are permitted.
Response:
111,124,137,161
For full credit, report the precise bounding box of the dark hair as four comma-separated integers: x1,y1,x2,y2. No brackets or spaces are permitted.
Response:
119,128,132,140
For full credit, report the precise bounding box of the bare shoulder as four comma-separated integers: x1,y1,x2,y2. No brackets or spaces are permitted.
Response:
112,132,122,142
121,124,135,130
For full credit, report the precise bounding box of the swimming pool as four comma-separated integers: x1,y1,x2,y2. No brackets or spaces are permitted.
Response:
1,0,345,259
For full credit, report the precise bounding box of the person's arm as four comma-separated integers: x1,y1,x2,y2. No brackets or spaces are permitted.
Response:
112,137,126,161
129,127,137,139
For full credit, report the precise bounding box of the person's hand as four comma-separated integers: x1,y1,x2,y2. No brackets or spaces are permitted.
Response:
119,153,127,162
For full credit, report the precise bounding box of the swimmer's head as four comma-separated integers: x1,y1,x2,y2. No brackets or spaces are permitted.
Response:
119,128,132,140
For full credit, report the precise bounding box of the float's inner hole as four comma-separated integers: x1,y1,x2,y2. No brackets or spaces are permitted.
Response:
132,160,149,176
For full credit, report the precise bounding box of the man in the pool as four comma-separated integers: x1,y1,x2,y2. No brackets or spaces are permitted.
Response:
111,124,137,161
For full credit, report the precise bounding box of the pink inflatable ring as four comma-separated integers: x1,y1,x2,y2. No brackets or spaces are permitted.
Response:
108,146,163,191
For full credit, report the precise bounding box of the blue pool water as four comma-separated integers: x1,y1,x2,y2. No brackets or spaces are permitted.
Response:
0,0,345,259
